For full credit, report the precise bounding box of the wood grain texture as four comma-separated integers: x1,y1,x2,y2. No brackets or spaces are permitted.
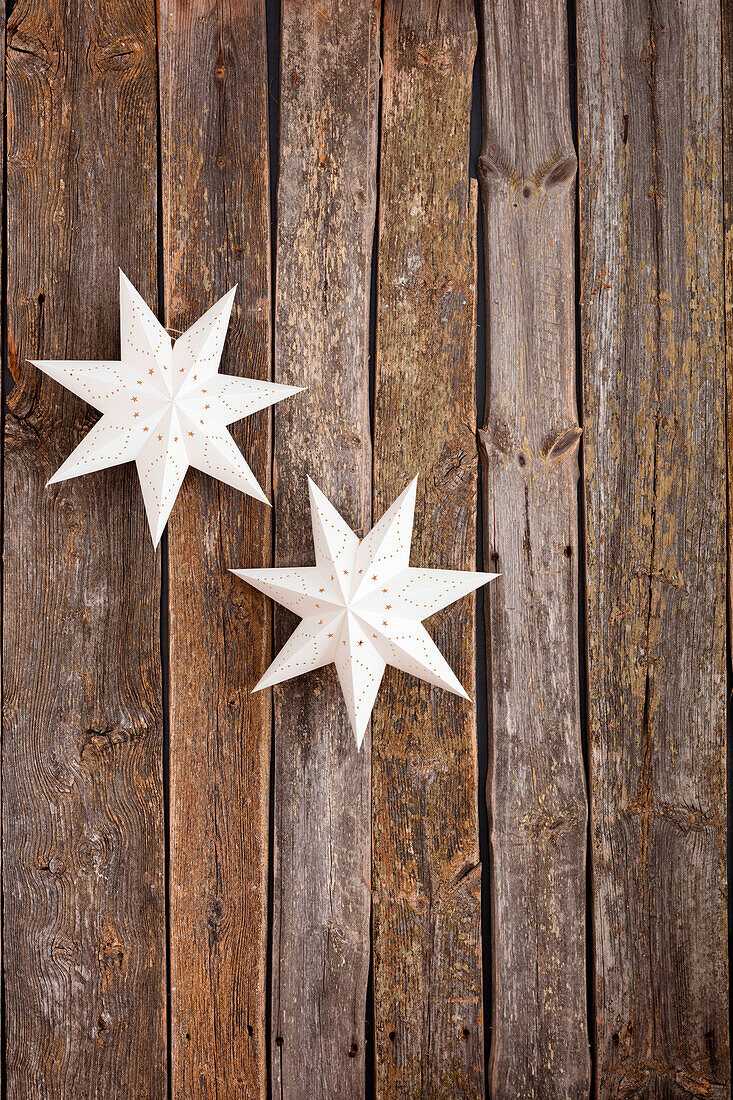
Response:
371,3,483,1094
159,0,272,1096
478,3,589,1096
579,1,729,1095
2,0,165,1094
272,2,379,1095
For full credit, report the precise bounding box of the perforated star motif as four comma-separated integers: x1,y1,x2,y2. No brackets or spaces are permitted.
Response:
232,477,499,747
32,271,302,545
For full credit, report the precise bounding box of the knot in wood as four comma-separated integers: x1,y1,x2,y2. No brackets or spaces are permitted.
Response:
542,426,582,461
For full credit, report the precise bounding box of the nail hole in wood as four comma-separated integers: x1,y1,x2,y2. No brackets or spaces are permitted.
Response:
348,1042,358,1058
275,1036,284,1047
388,1030,396,1041
564,545,572,558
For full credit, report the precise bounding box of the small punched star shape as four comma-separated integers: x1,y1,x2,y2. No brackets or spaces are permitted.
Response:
32,271,303,545
232,477,499,748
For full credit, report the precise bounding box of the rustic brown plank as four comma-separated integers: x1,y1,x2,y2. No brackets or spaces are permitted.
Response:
371,3,484,1094
579,1,729,1094
3,0,165,1094
272,2,379,1095
158,0,272,1096
477,2,589,1095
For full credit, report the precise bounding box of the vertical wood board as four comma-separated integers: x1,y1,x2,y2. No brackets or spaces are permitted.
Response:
3,0,166,1093
478,1,590,1095
578,0,729,1093
272,2,379,1095
372,2,484,1094
159,0,273,1095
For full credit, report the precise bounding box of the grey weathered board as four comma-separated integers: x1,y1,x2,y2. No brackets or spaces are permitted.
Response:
578,0,729,1095
271,2,379,1096
371,1,484,1094
478,1,589,1096
159,0,272,1095
3,0,166,1094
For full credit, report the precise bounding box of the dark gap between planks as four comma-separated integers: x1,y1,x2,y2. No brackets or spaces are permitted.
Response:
151,2,171,1091
364,0,384,1091
366,0,388,1091
265,0,280,1092
565,0,596,1085
470,1,493,1083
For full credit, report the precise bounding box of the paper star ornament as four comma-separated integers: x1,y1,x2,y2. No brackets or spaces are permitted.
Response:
32,271,302,545
232,477,499,747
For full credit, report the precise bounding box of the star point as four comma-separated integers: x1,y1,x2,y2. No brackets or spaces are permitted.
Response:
232,477,499,748
32,272,302,545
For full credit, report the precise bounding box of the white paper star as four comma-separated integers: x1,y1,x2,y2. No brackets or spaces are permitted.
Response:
232,477,499,747
32,270,302,545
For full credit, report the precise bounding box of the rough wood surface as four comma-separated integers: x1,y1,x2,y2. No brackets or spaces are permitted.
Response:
159,1,272,1096
2,0,166,1094
478,2,589,1096
579,1,729,1095
726,12,733,1041
272,2,379,1095
371,3,484,1094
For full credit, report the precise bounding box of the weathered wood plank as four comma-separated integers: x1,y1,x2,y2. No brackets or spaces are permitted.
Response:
579,1,729,1094
159,1,272,1096
272,2,379,1095
371,3,483,1094
478,2,589,1095
3,0,165,1094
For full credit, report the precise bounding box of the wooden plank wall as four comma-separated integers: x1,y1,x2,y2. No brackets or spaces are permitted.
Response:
1,0,732,1097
